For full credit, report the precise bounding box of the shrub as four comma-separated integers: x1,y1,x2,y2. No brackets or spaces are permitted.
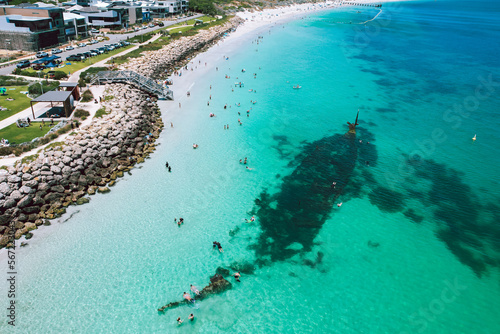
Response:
74,108,90,119
56,124,73,136
95,107,108,118
0,75,29,86
52,71,68,80
81,89,94,102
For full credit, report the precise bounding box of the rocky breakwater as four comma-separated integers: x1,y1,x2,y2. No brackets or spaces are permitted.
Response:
124,16,244,80
0,84,164,249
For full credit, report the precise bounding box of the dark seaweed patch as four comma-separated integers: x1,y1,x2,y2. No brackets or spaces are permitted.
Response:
404,156,500,276
368,186,405,213
360,68,385,76
374,78,395,87
404,209,424,224
251,130,365,261
376,107,398,113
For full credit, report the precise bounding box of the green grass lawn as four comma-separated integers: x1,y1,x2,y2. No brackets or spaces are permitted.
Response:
21,45,135,76
0,86,31,122
0,121,59,145
165,16,213,29
169,26,197,34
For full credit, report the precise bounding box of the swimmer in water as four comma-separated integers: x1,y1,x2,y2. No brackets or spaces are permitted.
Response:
337,202,343,207
233,272,241,282
246,216,256,223
189,314,194,321
190,285,201,296
183,292,194,303
177,317,183,325
246,166,254,170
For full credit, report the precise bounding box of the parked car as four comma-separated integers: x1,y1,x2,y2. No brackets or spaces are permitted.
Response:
65,45,75,51
91,49,102,55
122,41,130,46
148,24,155,28
66,54,83,61
32,64,45,70
51,48,62,54
16,60,31,69
158,22,164,27
77,43,87,48
90,29,99,34
89,51,98,57
82,51,92,58
36,51,48,58
76,53,87,59
89,40,98,45
97,47,107,53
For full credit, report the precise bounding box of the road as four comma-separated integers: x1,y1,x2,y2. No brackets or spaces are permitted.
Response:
0,14,203,76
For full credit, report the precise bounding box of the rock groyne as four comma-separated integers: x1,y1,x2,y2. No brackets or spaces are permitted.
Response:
0,85,162,248
124,16,244,80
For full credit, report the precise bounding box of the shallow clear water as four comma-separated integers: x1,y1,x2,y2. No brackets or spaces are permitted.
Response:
2,1,500,333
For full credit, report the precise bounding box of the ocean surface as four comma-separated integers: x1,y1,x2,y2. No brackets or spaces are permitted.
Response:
2,0,500,332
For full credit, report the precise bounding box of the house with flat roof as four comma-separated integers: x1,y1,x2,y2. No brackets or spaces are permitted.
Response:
0,5,65,51
63,12,88,39
149,0,188,18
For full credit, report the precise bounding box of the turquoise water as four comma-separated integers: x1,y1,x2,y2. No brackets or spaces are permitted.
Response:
2,1,500,332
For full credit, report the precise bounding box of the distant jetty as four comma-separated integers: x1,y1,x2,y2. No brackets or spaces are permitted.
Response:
342,1,382,7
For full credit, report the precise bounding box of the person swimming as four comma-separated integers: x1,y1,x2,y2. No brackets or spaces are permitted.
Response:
190,284,201,296
183,292,194,303
177,317,183,325
233,272,241,282
213,241,223,253
188,314,194,321
245,216,256,223
337,202,343,207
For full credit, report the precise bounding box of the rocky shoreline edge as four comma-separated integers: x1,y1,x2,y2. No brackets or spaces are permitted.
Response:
0,16,243,249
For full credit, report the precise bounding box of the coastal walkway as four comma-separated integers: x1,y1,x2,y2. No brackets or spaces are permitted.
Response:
90,70,173,100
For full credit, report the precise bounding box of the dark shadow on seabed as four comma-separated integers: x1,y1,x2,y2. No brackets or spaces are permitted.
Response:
249,124,378,264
